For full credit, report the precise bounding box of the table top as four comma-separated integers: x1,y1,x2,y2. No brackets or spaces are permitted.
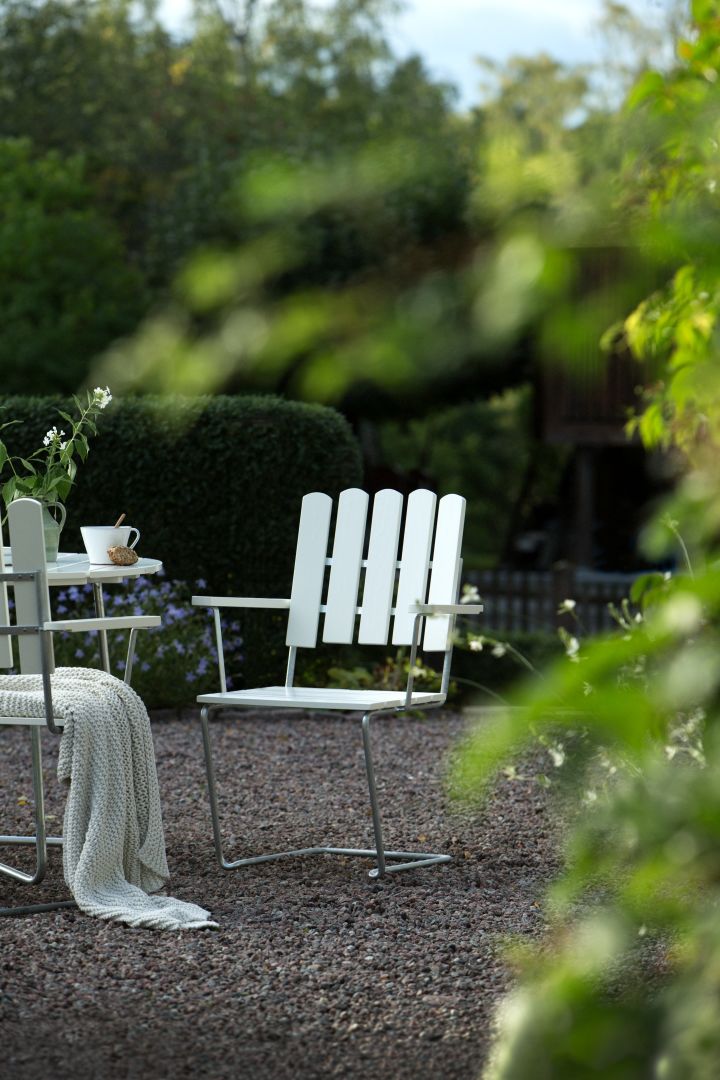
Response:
2,550,163,586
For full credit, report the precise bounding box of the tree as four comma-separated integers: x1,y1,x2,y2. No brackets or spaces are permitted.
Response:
0,0,474,395
0,138,146,393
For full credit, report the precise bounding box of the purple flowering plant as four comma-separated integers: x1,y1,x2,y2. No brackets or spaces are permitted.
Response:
49,573,243,708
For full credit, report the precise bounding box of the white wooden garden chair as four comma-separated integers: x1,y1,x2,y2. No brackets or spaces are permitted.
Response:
193,488,482,879
0,497,160,915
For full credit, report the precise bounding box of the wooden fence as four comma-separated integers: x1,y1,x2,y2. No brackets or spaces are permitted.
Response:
466,563,640,635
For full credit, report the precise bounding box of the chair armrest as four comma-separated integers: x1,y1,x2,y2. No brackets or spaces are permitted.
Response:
408,604,483,616
191,595,291,610
192,596,291,694
43,615,161,633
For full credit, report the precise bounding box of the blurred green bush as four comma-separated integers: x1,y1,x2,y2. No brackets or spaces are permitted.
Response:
0,393,363,686
0,139,147,393
378,389,568,567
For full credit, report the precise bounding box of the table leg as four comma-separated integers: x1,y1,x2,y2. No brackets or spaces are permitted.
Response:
92,582,111,674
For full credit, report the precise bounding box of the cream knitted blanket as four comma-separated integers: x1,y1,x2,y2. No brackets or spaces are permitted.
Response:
0,668,217,930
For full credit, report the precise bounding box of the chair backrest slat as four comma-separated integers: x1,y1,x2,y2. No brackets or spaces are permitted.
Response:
358,489,403,645
392,489,437,646
286,492,333,648
0,518,13,669
8,499,54,676
423,494,466,651
286,487,467,654
323,488,369,644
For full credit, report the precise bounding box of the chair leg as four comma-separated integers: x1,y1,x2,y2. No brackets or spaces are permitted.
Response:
200,706,452,878
361,712,387,878
0,727,48,887
0,728,75,916
200,704,327,869
200,704,231,868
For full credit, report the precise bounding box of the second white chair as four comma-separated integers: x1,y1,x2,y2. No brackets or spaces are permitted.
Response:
193,487,482,880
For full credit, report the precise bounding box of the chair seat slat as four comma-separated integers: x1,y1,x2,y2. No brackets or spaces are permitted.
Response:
198,686,444,711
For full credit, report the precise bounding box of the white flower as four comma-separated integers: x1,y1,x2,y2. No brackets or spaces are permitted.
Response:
461,584,481,604
42,426,66,447
93,386,113,409
468,637,483,652
558,598,576,613
565,636,580,658
582,682,593,696
491,643,507,658
548,744,565,768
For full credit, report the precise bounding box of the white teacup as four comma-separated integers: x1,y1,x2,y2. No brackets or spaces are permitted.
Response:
81,525,140,565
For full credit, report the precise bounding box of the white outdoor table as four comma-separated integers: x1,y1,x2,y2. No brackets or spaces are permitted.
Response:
2,551,163,674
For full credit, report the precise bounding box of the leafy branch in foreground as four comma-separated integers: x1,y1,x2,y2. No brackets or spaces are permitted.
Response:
457,548,720,1077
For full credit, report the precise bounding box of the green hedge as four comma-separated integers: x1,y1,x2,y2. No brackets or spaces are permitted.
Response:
1,394,363,687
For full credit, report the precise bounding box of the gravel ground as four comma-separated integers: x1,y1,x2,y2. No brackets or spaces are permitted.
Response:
0,707,559,1080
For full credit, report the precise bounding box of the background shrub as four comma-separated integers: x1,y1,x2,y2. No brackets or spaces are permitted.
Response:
453,629,563,697
1,394,363,687
378,389,568,568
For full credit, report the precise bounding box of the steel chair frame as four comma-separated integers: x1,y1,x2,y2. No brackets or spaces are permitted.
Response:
194,488,482,880
0,498,160,915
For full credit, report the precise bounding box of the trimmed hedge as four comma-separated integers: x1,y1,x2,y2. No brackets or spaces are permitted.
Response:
1,394,363,687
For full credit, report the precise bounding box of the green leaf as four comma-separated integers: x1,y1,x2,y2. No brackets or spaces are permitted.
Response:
626,70,665,111
56,478,73,501
75,433,89,461
1,477,17,509
630,573,667,607
692,0,717,23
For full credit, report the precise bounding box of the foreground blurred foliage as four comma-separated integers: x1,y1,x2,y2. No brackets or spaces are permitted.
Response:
1,0,676,409
0,0,469,394
452,6,720,1075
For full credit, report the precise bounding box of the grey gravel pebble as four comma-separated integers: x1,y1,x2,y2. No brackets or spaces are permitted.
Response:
0,708,559,1079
